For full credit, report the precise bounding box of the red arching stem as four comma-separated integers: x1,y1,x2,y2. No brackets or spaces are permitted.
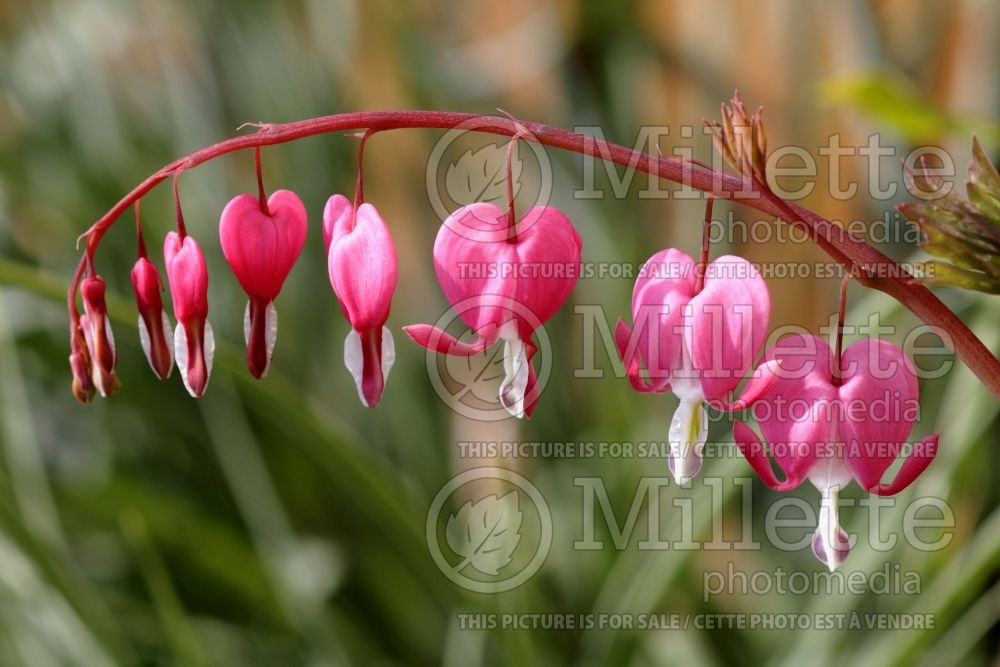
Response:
69,110,1000,399
254,146,270,216
694,196,715,294
505,133,520,243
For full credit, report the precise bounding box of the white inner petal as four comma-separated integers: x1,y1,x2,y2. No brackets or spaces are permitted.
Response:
203,321,215,386
174,323,190,396
499,336,529,419
244,300,278,377
137,313,175,377
381,326,395,382
161,312,175,377
667,397,708,485
174,321,214,397
344,329,368,407
264,302,277,364
103,316,116,364
138,315,152,368
671,328,702,400
812,485,851,571
243,302,251,345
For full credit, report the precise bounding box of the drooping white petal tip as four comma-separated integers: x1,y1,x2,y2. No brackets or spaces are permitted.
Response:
812,487,851,571
499,337,530,419
343,326,394,408
137,312,174,378
243,300,278,378
174,321,215,398
667,398,708,485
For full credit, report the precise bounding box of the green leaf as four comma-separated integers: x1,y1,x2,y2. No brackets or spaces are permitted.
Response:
898,136,1000,294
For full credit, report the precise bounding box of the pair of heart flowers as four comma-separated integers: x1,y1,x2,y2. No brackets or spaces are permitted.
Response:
72,193,938,570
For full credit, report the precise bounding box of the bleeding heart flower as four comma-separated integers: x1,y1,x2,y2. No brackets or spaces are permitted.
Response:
69,334,95,404
131,256,174,380
164,231,214,397
734,334,939,570
323,194,397,408
614,249,772,484
79,274,121,397
220,190,308,378
403,202,582,418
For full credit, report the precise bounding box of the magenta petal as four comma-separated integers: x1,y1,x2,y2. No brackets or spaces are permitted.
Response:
614,318,662,393
433,203,519,332
630,249,694,387
164,232,209,322
509,206,582,337
748,335,837,486
164,232,213,397
219,190,307,301
708,358,781,411
328,202,397,330
733,421,808,491
837,339,920,490
868,433,939,496
401,324,498,356
432,203,581,336
686,256,769,401
322,193,352,254
131,257,173,379
81,275,116,376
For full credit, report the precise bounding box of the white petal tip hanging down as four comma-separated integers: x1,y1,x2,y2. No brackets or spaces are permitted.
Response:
344,326,395,408
174,320,215,398
812,486,851,571
137,312,175,379
243,300,278,378
499,337,530,419
667,398,708,485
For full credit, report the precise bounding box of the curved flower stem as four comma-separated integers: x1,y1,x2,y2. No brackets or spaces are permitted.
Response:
71,110,1000,399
